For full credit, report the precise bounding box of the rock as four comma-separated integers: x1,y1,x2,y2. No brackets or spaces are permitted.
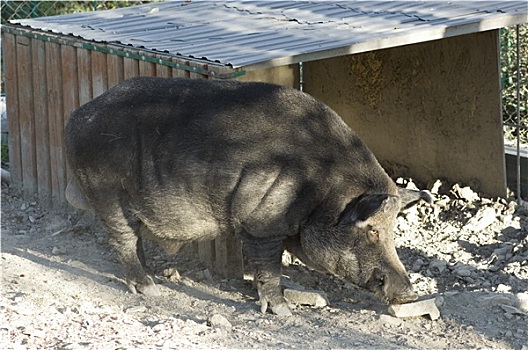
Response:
428,179,450,195
493,244,513,256
516,292,528,312
501,305,527,316
451,184,480,202
379,314,403,327
203,269,214,284
51,246,67,255
283,289,328,308
388,297,441,320
463,207,496,232
207,314,232,331
162,267,181,282
496,284,512,293
1,168,10,185
456,269,472,278
429,260,447,274
280,277,305,291
515,204,528,217
412,258,424,272
481,294,514,307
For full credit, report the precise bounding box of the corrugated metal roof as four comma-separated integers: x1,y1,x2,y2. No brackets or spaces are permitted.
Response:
9,1,528,71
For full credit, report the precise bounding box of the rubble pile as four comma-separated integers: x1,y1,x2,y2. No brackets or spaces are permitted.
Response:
395,179,527,295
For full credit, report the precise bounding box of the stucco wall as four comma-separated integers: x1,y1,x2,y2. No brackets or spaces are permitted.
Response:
304,30,506,197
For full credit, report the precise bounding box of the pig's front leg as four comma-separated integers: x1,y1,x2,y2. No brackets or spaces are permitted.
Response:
243,238,292,316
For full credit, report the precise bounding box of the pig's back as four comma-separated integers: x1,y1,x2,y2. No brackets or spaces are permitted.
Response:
65,77,386,240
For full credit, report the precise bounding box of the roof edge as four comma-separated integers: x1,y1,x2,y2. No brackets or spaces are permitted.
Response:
240,12,528,71
1,24,246,80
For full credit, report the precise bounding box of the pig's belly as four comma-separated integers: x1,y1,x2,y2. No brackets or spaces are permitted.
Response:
131,193,227,242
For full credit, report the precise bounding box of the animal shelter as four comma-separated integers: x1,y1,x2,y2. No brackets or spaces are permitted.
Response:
2,1,527,277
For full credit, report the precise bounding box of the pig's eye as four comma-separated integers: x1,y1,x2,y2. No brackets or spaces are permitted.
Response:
367,229,380,243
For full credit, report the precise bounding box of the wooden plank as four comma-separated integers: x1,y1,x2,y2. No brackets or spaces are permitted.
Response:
61,45,79,128
188,61,243,277
172,58,190,78
214,234,244,278
107,54,124,88
198,240,216,271
189,61,208,80
16,35,37,196
155,58,171,78
91,50,108,98
77,48,92,106
139,60,156,77
124,53,139,79
61,45,79,189
226,235,244,278
2,33,22,187
46,41,66,203
32,39,51,206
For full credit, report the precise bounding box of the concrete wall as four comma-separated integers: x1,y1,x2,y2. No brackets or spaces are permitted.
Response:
304,30,506,197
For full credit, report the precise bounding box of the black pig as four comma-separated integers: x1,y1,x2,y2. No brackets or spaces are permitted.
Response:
65,77,429,316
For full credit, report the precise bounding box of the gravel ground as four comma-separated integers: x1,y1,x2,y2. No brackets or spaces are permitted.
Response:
1,178,527,349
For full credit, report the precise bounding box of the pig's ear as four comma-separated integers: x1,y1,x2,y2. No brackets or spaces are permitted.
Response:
398,188,433,210
338,194,398,226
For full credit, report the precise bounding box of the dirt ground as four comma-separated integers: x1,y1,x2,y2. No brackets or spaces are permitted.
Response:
1,179,527,349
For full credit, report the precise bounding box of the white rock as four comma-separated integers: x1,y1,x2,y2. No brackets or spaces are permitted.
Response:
207,314,232,331
379,314,403,327
496,284,512,293
388,297,441,320
452,184,480,202
463,207,496,232
515,292,528,312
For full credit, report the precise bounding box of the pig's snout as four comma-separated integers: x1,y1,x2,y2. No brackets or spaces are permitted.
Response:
368,268,417,304
383,272,417,304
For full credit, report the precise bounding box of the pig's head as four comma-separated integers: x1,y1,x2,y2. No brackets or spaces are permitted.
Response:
300,189,431,304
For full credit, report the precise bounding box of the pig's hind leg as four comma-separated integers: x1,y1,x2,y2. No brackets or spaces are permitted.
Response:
98,204,160,296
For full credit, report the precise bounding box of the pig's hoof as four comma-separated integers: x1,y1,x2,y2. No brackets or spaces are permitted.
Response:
127,276,160,296
259,296,293,316
271,303,293,317
137,283,161,297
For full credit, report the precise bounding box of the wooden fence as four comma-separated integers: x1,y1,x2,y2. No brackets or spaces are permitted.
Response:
2,25,244,278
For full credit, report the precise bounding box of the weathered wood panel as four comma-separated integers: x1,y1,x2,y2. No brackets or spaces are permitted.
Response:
77,48,92,106
172,59,190,78
139,60,156,76
107,54,124,88
92,50,108,98
124,53,139,79
155,57,171,78
3,30,244,278
32,39,51,205
16,35,37,195
46,41,66,203
61,45,79,188
2,33,22,187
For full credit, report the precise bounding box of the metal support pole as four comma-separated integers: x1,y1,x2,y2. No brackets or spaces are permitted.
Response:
515,25,521,203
